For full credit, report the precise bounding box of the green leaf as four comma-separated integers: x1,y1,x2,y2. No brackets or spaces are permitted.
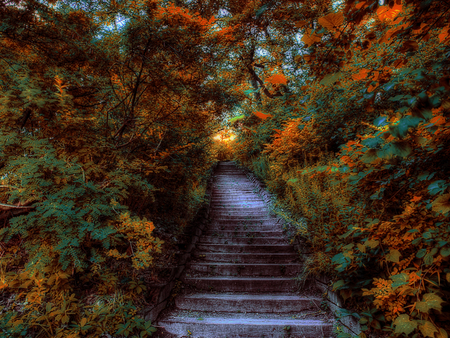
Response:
319,72,342,86
393,314,418,335
416,249,427,258
391,273,409,289
333,279,345,291
361,136,383,149
255,4,269,18
440,247,450,257
424,252,434,265
416,293,444,313
230,114,246,124
388,94,407,102
373,116,389,127
389,117,420,138
428,180,448,196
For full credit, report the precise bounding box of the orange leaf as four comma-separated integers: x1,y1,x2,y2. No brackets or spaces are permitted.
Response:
355,1,366,9
273,129,282,133
303,54,315,63
266,74,287,85
430,116,446,126
411,196,422,202
295,20,308,28
301,29,322,46
318,12,344,32
253,111,273,120
352,69,369,81
367,83,378,93
438,27,450,44
377,4,402,21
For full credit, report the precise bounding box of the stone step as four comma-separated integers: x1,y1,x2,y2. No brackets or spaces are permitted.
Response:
204,230,284,238
182,276,298,292
210,202,267,207
209,219,279,225
213,184,254,187
187,263,302,276
196,244,293,253
207,224,281,231
193,252,299,263
210,205,269,210
199,236,289,245
175,293,321,313
211,197,263,202
211,215,277,220
212,193,260,197
158,312,333,337
210,212,272,218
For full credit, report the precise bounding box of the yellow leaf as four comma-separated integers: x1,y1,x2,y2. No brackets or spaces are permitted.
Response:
318,12,344,32
80,318,87,327
386,249,401,263
437,328,449,338
365,239,379,248
431,194,450,215
419,320,438,337
357,243,366,253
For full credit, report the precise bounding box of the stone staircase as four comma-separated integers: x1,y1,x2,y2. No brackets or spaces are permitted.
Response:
156,162,335,337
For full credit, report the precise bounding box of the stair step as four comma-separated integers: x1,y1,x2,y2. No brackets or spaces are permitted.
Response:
176,293,321,313
193,252,298,263
182,276,298,292
204,230,284,238
158,313,333,338
196,244,293,253
210,219,278,224
188,263,301,276
210,212,272,217
211,215,277,220
210,203,267,208
207,224,282,231
199,236,288,244
211,197,263,201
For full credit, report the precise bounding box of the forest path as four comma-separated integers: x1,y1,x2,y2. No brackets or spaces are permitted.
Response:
156,161,335,337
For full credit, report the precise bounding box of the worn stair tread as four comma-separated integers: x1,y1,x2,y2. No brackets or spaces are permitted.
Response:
199,237,289,244
158,312,334,338
187,262,302,276
175,293,322,313
196,244,293,253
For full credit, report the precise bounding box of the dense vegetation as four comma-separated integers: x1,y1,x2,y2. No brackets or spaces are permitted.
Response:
0,0,449,337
